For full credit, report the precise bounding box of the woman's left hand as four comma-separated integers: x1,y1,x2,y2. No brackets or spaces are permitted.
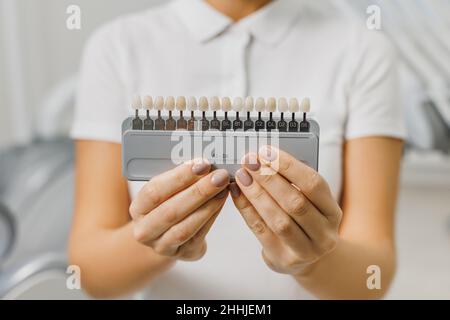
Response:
230,146,343,276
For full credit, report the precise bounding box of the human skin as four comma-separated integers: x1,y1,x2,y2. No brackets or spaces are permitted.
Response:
69,0,403,299
231,138,402,299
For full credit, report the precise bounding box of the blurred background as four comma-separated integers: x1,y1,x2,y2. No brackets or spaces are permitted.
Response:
0,0,449,299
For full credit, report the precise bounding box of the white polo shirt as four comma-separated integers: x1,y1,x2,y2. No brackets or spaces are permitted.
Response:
71,0,406,299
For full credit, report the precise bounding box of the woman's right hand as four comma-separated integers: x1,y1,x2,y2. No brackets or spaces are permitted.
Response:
130,160,230,261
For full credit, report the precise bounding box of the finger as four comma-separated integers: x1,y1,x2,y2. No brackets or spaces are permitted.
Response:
235,169,312,252
152,190,228,255
229,183,279,250
130,159,211,219
242,154,329,242
133,169,230,243
259,146,341,222
177,194,227,260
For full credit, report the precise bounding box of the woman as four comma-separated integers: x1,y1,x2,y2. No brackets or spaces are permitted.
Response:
70,0,405,299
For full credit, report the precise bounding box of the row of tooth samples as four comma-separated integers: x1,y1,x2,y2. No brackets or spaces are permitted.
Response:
131,95,311,132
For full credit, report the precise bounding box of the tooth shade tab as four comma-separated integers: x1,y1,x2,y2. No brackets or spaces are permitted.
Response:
266,97,277,112
300,98,311,113
289,98,300,113
232,97,243,112
165,96,175,111
222,97,232,112
155,96,165,110
132,95,142,110
210,96,221,111
188,96,198,111
244,97,254,112
199,96,209,112
143,96,153,110
278,97,288,112
255,97,266,112
176,96,187,111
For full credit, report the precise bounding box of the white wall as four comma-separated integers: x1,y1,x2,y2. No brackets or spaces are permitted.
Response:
0,0,164,148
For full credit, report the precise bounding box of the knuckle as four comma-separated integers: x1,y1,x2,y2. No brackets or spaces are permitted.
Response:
174,168,192,186
191,182,209,199
280,157,294,173
272,218,292,236
261,251,278,271
180,240,207,261
283,256,302,270
129,202,140,220
259,172,275,185
303,171,324,194
251,188,266,202
133,224,149,244
334,208,343,226
321,234,338,253
287,195,308,217
173,226,192,245
249,220,266,235
153,244,172,256
162,207,179,225
295,250,315,264
141,183,162,206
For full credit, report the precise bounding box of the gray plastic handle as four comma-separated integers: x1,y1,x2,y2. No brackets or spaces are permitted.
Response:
122,117,319,181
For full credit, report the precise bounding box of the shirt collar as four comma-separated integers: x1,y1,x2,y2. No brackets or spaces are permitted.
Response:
172,0,304,46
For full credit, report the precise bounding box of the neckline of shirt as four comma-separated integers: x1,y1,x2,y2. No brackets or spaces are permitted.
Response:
171,0,305,46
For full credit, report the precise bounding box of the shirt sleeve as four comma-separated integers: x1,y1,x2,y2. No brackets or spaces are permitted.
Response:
70,23,128,143
345,30,407,141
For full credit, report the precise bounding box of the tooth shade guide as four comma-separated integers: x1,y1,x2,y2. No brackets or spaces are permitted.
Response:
266,97,277,132
221,115,232,131
176,117,187,130
166,112,176,130
143,108,154,130
201,108,210,131
131,95,143,130
233,116,243,130
220,97,232,131
129,95,313,133
277,109,287,132
299,98,311,132
187,116,196,131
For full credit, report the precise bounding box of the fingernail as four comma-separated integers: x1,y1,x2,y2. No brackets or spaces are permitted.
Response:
211,170,230,187
192,160,210,175
215,189,228,199
259,146,278,162
242,153,260,171
236,169,253,187
229,182,241,198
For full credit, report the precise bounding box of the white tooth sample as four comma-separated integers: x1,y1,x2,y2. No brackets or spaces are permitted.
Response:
300,98,311,113
188,96,198,111
233,97,243,112
222,97,232,112
278,97,288,113
289,98,300,113
244,97,254,112
132,94,142,110
210,96,221,112
176,96,187,111
199,96,209,112
155,96,165,111
165,96,175,111
143,96,153,110
266,97,277,113
255,97,266,112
